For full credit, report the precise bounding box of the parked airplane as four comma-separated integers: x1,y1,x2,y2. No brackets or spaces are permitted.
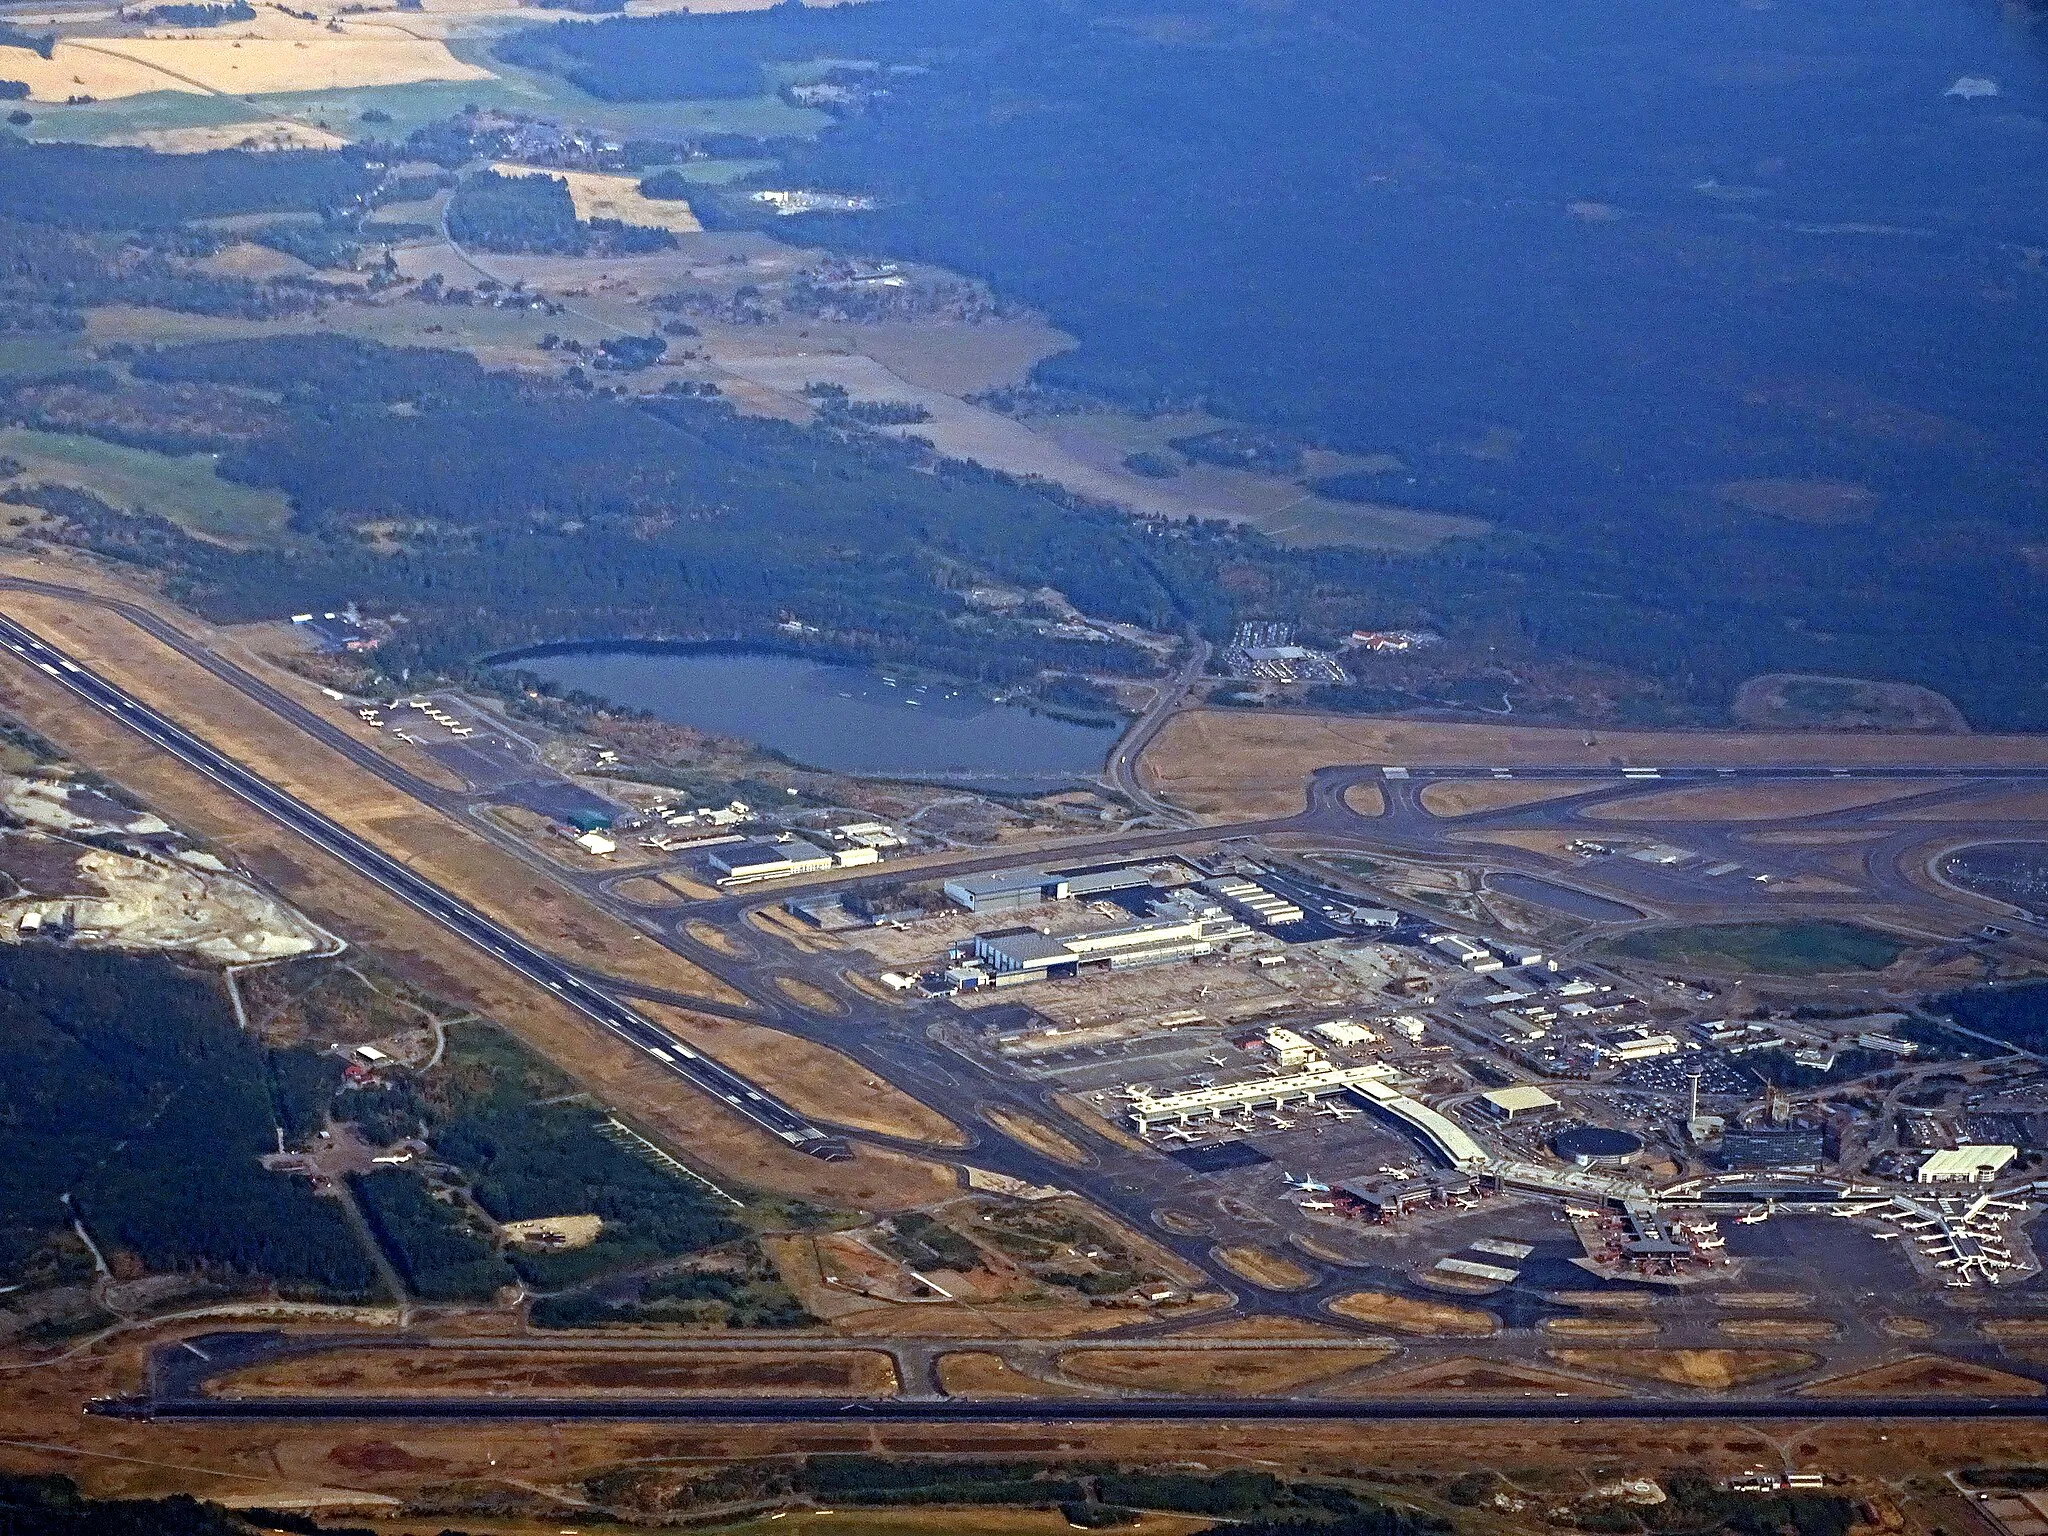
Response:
1285,1172,1331,1192
1296,1199,1335,1211
1735,1204,1773,1225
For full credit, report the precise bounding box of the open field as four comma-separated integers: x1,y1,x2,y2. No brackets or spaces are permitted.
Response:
934,1352,1076,1398
1713,1291,1815,1309
6,35,492,102
1885,786,2048,820
213,1347,900,1398
982,1106,1089,1167
613,875,687,906
1598,920,1912,976
641,1004,967,1148
1142,709,2048,797
1212,1245,1314,1292
1547,1348,1820,1391
1055,1346,1392,1396
710,1511,1212,1536
1583,780,1934,822
1418,779,1605,816
0,427,292,542
492,163,701,233
1803,1355,2045,1397
1546,1290,1657,1310
1326,1291,1497,1337
686,918,747,955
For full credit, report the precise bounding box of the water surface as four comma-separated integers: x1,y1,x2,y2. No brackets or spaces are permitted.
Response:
503,646,1117,791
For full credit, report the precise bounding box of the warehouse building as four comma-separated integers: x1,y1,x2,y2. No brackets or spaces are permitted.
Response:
1919,1144,2017,1183
1201,876,1305,928
971,915,1217,985
1480,1084,1559,1120
710,837,871,886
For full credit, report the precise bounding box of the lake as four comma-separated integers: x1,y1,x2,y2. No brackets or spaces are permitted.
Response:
1485,872,1645,923
500,646,1119,791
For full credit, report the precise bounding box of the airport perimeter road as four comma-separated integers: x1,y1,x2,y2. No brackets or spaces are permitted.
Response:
99,1392,2048,1424
0,611,850,1161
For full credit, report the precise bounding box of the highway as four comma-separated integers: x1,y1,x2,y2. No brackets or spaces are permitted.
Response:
94,1391,2048,1424
0,611,851,1161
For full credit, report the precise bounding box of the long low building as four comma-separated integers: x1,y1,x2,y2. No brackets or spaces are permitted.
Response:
1349,1077,1492,1172
1128,1063,1397,1132
969,914,1227,985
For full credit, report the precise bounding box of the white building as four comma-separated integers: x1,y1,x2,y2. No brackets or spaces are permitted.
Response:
1919,1145,2017,1183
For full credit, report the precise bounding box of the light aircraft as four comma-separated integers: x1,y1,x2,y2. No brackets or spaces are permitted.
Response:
1285,1172,1331,1192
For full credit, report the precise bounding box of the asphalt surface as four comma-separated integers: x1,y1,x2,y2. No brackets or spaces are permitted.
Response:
96,1392,2048,1423
0,607,850,1161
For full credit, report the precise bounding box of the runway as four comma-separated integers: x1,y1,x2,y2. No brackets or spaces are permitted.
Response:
0,610,851,1161
95,1392,2048,1424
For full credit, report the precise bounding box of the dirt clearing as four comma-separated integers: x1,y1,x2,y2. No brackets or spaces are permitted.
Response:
1540,1317,1662,1340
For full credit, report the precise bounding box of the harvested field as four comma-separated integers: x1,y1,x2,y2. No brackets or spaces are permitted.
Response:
103,121,349,152
499,1214,601,1249
1716,1318,1840,1342
1980,1318,2048,1340
491,164,701,233
982,1107,1088,1167
1056,1345,1390,1396
1142,710,2048,800
1548,1348,1819,1391
0,590,749,1009
1331,1355,1620,1398
641,1003,967,1147
1802,1354,2045,1397
213,1347,899,1398
1540,1317,1661,1340
6,36,491,101
774,975,847,1014
1327,1291,1496,1337
936,1352,1075,1398
1584,780,1932,822
1342,783,1384,816
1419,780,1605,817
1212,1246,1314,1292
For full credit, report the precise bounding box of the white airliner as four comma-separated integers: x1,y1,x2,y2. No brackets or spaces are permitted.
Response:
1296,1198,1335,1211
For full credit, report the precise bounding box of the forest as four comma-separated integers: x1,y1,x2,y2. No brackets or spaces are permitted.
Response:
485,0,2048,728
0,946,378,1297
333,1022,742,1292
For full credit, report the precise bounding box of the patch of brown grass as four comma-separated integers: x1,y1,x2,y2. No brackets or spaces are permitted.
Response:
1801,1354,2044,1397
982,1107,1089,1167
1540,1317,1662,1340
1056,1346,1390,1396
936,1352,1077,1398
640,1003,967,1147
1419,779,1605,816
1583,781,1933,822
1717,1318,1840,1341
1327,1290,1496,1337
1213,1246,1314,1292
1548,1348,1819,1391
215,1347,899,1398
